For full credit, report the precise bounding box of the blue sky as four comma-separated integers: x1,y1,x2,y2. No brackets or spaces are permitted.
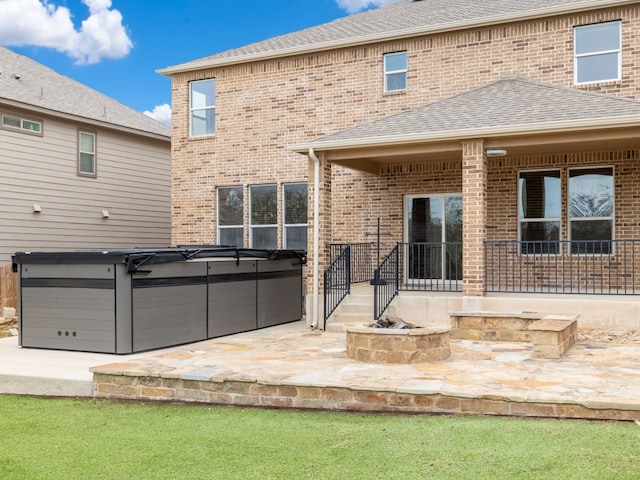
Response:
0,0,403,125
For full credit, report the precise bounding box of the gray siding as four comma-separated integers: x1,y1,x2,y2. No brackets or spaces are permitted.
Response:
0,106,171,262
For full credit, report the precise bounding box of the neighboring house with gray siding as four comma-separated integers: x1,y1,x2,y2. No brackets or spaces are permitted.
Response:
0,46,171,265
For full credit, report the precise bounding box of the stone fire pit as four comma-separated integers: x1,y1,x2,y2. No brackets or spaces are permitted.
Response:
346,316,451,364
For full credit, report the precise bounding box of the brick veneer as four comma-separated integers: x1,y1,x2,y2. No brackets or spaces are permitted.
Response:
168,6,640,297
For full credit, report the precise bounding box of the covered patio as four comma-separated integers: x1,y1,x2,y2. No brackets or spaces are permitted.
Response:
289,76,640,329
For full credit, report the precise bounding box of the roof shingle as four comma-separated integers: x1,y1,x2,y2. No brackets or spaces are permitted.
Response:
1,46,170,138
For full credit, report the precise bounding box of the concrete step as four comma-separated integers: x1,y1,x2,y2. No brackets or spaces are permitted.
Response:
325,290,375,332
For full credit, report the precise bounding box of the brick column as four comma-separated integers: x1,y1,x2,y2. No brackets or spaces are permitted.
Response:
461,140,487,297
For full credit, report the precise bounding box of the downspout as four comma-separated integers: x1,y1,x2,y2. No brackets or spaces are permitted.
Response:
309,148,320,329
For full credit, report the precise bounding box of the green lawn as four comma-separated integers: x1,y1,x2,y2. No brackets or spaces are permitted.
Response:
0,395,638,479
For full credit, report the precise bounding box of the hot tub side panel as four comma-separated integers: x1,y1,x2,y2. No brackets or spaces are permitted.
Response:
18,264,117,353
207,259,258,338
257,259,303,329
131,262,208,352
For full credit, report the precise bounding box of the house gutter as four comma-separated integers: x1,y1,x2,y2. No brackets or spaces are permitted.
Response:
308,148,321,330
157,0,634,75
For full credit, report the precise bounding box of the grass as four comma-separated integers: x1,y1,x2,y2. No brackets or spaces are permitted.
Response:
0,395,638,479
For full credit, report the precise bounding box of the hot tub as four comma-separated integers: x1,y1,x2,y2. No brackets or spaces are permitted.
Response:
12,247,306,354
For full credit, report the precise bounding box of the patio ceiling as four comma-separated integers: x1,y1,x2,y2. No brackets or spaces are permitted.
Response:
288,76,640,174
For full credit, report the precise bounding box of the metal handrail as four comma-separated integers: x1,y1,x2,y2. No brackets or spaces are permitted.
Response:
323,245,351,329
373,243,399,320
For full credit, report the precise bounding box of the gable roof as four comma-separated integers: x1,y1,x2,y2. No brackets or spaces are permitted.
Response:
159,0,634,74
0,47,170,140
289,76,640,152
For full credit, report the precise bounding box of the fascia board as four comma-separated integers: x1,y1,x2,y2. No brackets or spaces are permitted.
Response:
157,0,634,76
287,116,640,153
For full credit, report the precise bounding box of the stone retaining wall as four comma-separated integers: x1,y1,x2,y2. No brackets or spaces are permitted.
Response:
92,373,640,421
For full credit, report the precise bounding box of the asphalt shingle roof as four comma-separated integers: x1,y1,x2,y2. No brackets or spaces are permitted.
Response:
0,47,170,138
295,76,640,148
164,0,624,71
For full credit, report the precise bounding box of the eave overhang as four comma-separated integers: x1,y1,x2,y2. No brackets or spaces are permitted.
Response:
287,117,640,174
157,0,635,76
0,97,171,142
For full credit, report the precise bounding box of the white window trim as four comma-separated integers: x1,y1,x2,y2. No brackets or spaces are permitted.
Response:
78,130,97,177
1,113,43,136
568,165,615,255
574,21,622,85
189,79,216,138
217,186,244,247
384,51,407,93
249,184,278,249
283,182,308,250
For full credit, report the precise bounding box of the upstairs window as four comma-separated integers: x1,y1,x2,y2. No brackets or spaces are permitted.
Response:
518,170,561,254
2,114,42,134
78,130,96,176
574,21,621,84
250,185,277,249
190,79,215,137
218,186,244,247
283,183,308,250
384,52,407,92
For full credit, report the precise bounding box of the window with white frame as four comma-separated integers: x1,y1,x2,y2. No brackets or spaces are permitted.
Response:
218,186,244,247
190,79,215,137
78,130,96,176
518,170,561,254
283,183,308,250
574,21,621,84
250,185,277,249
568,167,614,254
384,52,407,92
1,114,42,134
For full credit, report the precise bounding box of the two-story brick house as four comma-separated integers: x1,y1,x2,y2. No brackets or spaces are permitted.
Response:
160,0,640,330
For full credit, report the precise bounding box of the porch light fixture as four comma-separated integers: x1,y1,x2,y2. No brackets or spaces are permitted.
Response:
486,148,507,157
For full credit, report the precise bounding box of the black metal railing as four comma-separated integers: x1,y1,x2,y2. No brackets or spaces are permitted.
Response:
323,245,351,329
486,239,640,295
328,243,375,284
373,244,399,320
398,242,463,292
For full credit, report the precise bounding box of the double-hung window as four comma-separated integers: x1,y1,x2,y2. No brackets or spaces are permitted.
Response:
574,21,621,84
568,167,614,254
78,130,96,176
384,52,407,92
250,185,277,249
283,183,308,250
518,170,561,254
190,79,215,137
217,186,244,247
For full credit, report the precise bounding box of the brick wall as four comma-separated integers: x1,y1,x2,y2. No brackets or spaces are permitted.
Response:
169,6,640,291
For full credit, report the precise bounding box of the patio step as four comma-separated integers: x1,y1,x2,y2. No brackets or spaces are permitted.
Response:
325,287,374,332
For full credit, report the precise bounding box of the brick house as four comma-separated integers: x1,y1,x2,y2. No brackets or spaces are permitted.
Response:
159,0,640,330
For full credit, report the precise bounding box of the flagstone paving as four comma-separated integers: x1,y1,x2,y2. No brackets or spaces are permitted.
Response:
91,321,640,420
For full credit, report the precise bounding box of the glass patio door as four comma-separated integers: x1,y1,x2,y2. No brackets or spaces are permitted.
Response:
405,195,463,283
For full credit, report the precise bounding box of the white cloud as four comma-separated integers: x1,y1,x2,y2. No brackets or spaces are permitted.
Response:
144,104,172,126
0,0,132,64
335,0,406,14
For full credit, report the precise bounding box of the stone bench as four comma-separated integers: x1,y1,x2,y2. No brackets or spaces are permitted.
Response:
528,315,578,359
449,311,578,358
